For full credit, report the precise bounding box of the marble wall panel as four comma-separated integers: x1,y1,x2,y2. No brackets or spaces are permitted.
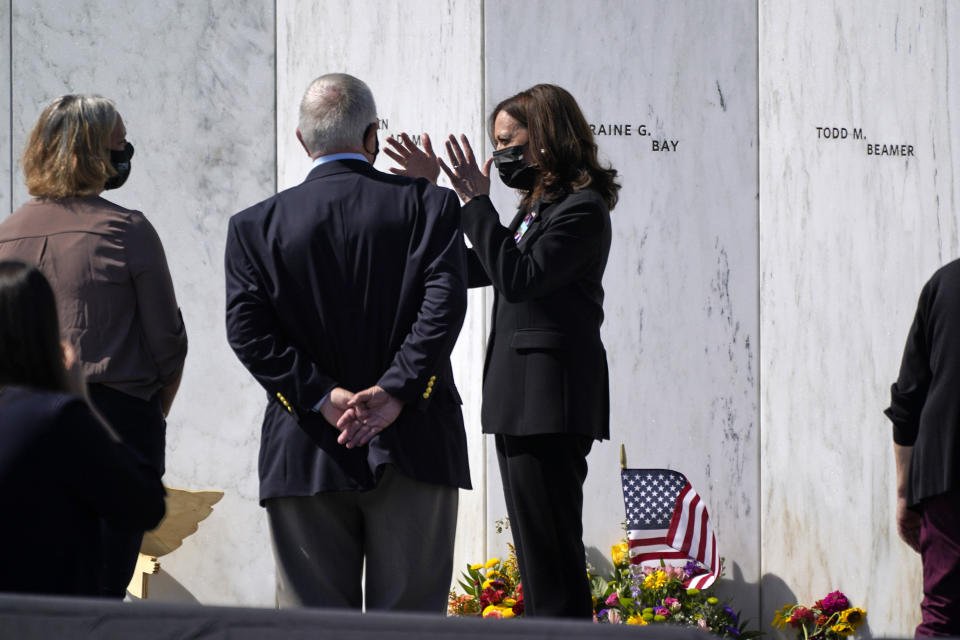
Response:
759,1,956,635
0,2,8,217
10,0,277,605
276,0,488,585
484,0,760,619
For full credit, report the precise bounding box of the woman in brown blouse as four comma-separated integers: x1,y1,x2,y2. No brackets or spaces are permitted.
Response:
0,94,187,597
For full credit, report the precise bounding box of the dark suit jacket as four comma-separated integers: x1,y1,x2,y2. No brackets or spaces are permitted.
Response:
885,258,960,507
461,190,611,440
0,386,166,596
225,159,470,501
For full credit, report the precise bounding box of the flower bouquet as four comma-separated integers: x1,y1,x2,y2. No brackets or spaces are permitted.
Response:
772,591,866,639
591,542,761,637
448,547,524,618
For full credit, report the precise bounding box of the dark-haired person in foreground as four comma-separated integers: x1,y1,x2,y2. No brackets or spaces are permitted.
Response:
0,95,187,597
885,259,960,637
388,83,619,617
0,261,166,597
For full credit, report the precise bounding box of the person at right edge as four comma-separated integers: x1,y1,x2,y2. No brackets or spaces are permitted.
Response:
885,259,960,637
387,83,619,618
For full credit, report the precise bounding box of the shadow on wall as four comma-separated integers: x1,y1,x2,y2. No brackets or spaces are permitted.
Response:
713,562,761,630
584,545,614,579
132,569,199,604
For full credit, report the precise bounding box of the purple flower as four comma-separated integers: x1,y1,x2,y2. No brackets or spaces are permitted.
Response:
725,625,740,637
821,591,850,615
630,586,641,599
683,560,701,577
724,606,739,623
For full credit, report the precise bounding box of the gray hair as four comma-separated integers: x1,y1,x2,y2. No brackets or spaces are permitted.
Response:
298,73,376,156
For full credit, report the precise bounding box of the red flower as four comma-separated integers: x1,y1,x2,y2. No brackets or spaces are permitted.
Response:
480,587,505,609
789,607,814,628
821,591,850,615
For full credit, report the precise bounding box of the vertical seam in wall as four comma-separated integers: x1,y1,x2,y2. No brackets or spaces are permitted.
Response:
480,0,488,560
8,0,12,214
272,0,278,194
754,0,763,624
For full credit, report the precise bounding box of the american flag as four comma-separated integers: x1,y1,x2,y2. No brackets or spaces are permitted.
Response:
621,468,720,590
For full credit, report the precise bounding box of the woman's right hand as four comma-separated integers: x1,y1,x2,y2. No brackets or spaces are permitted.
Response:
62,340,87,398
438,134,492,203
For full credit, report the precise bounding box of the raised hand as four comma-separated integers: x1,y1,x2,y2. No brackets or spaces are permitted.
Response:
336,385,403,449
437,134,492,203
384,132,440,183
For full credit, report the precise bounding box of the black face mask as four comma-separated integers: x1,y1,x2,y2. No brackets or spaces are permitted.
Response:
104,142,134,190
364,123,379,164
493,145,537,191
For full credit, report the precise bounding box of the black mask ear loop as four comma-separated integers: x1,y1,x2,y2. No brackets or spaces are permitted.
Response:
364,123,379,162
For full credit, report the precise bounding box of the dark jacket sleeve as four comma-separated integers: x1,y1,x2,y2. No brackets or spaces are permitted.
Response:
224,217,337,416
884,284,932,446
461,194,606,303
376,189,468,405
466,246,492,288
60,399,166,531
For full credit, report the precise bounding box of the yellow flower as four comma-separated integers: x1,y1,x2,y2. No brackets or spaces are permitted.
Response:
503,598,516,607
485,558,500,568
500,607,516,619
627,615,647,625
772,605,792,630
831,623,855,636
481,580,493,590
611,542,629,566
840,608,866,628
486,570,504,581
469,563,484,570
482,605,502,618
642,570,668,589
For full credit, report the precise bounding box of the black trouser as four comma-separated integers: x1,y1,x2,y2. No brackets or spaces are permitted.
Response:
87,384,165,599
495,433,594,618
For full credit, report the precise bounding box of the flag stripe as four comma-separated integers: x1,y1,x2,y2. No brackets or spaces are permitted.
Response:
666,485,691,543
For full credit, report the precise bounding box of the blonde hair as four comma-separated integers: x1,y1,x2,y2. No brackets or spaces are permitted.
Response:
21,94,119,198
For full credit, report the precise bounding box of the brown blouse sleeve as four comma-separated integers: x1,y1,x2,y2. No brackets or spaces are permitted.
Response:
123,212,188,384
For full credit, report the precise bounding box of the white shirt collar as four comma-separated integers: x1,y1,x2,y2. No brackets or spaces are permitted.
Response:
311,152,369,171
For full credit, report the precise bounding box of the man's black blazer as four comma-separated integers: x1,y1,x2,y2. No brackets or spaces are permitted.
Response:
225,159,470,501
461,189,611,440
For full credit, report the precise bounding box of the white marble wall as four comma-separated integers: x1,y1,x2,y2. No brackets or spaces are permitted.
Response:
9,0,954,630
483,0,761,620
760,1,958,636
6,0,276,605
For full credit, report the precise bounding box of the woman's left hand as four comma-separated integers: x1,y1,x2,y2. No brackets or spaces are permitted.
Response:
438,134,492,203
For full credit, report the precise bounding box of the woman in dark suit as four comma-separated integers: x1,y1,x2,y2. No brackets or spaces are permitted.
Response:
0,260,166,597
387,84,619,618
0,95,187,597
